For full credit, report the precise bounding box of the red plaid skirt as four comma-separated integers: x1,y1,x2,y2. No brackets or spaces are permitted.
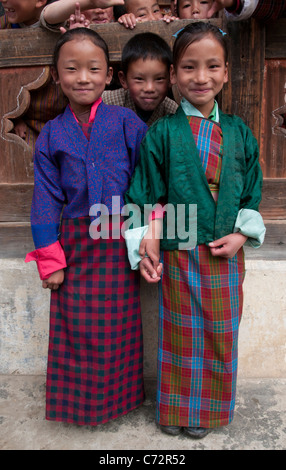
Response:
46,217,144,425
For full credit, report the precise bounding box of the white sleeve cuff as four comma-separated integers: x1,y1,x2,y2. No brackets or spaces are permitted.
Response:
124,226,149,270
233,208,266,248
225,0,259,21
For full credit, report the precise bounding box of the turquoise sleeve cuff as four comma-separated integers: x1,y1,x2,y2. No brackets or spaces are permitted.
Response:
124,225,149,270
234,208,266,248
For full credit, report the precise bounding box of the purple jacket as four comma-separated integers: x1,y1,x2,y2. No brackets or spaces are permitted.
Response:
31,101,147,249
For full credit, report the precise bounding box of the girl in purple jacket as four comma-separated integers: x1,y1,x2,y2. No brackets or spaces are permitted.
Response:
26,28,147,426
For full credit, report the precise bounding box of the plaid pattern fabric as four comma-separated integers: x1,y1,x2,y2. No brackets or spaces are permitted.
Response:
157,247,245,428
253,0,286,21
102,88,178,127
156,116,245,428
187,116,223,189
46,216,144,425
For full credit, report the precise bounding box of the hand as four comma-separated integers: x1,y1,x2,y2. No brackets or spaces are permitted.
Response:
60,2,90,33
139,219,163,283
209,233,247,258
139,257,162,283
14,119,28,140
206,0,235,18
42,269,65,290
117,13,137,29
160,14,177,23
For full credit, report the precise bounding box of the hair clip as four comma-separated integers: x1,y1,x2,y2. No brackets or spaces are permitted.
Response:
219,29,227,36
172,28,184,38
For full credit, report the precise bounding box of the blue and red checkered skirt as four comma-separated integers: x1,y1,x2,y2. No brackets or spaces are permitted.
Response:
46,216,144,425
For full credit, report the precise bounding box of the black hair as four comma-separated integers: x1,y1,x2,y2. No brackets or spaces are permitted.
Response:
121,32,172,76
53,27,110,73
173,22,228,70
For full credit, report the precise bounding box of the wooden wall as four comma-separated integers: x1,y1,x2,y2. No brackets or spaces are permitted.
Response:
0,18,285,259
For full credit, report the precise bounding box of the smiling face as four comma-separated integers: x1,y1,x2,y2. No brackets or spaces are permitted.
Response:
178,0,213,19
171,34,228,117
125,0,163,21
53,39,113,115
83,7,114,24
1,0,46,25
119,58,170,112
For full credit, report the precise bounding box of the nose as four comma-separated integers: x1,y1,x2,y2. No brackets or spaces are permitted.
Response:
143,80,155,92
192,1,200,14
195,67,208,83
77,70,90,82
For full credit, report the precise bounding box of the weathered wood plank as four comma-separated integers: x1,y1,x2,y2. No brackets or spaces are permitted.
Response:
265,18,286,59
0,220,285,259
0,223,34,258
260,60,286,178
222,18,265,142
0,184,33,222
0,19,222,68
260,178,286,219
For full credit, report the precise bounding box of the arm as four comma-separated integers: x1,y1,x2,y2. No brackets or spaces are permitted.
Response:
124,122,168,271
139,218,163,283
206,0,259,20
25,126,67,283
43,0,124,24
210,119,265,256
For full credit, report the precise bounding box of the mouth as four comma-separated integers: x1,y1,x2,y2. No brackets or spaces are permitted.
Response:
4,8,16,13
192,89,211,94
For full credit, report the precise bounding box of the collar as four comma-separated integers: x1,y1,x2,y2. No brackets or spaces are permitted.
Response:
69,97,102,123
181,98,219,122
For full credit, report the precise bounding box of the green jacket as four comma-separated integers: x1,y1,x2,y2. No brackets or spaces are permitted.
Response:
124,105,263,251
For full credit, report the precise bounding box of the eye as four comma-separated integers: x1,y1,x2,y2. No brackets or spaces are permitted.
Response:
183,3,191,8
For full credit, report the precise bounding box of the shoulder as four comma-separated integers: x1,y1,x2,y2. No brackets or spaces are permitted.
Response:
162,96,179,114
102,88,125,106
219,110,254,134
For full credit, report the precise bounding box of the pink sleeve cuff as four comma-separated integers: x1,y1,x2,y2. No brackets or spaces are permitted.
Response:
148,204,166,222
25,241,67,280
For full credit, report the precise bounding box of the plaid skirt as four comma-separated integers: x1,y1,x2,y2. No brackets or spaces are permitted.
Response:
157,245,245,428
46,217,144,425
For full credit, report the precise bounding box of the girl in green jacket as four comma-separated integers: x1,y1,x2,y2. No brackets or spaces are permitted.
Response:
124,22,265,439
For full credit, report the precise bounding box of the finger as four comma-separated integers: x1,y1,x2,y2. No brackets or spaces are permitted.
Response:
141,258,160,279
156,263,163,276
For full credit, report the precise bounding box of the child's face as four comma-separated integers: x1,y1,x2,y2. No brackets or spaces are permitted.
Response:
53,39,112,115
125,0,163,21
178,0,213,19
171,35,228,117
119,58,170,112
1,0,46,25
83,7,114,24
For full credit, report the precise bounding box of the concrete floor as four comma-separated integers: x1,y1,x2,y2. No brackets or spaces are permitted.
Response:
0,375,285,450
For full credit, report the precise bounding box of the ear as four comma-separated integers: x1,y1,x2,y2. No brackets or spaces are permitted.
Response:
170,64,177,86
50,66,60,85
36,0,48,8
118,71,128,90
105,67,113,86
